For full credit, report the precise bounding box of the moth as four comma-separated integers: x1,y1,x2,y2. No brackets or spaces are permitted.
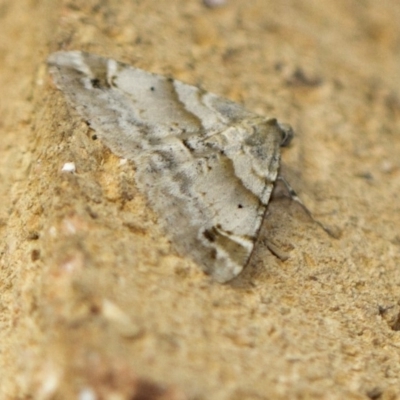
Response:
47,51,294,283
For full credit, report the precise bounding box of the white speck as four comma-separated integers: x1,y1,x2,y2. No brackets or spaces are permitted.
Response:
61,162,76,173
102,298,142,338
37,364,60,399
79,387,97,400
49,226,57,237
380,160,394,173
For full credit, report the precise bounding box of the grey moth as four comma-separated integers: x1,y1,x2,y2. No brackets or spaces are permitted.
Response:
47,51,293,283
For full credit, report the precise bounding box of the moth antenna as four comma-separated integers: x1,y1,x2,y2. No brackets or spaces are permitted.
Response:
275,176,336,238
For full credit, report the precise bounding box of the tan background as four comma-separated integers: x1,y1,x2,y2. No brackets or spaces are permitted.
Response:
1,0,400,399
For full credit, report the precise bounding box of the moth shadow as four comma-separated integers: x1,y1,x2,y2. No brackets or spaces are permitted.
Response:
228,183,324,289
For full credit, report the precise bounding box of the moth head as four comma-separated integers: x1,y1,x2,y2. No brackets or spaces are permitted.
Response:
277,122,294,147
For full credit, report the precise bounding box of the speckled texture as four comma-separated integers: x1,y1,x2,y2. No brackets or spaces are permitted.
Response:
1,0,400,399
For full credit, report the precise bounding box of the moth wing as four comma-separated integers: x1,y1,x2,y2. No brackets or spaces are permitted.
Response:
48,52,254,143
48,51,287,282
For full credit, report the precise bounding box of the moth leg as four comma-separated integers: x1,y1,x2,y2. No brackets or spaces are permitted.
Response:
264,239,290,261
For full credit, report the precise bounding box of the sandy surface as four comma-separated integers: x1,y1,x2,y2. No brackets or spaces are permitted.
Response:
1,0,400,399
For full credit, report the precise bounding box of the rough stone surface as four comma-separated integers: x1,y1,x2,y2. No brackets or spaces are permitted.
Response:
1,1,400,399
